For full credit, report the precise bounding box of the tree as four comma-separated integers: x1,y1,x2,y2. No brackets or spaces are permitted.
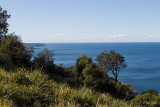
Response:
96,50,127,82
76,54,92,83
82,63,107,89
0,6,10,38
0,33,33,67
32,48,55,72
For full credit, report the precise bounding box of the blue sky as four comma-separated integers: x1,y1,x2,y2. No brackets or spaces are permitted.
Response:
1,0,160,43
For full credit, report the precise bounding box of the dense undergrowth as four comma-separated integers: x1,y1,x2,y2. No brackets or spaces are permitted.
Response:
0,68,130,107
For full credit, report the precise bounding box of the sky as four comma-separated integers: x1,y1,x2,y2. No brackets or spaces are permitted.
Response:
1,0,160,43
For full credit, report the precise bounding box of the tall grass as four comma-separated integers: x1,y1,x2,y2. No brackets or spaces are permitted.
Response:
0,98,13,107
0,68,130,107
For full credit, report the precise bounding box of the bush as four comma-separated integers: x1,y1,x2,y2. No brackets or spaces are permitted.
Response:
131,90,160,106
0,33,33,68
76,54,92,76
0,68,130,107
115,83,137,100
32,48,55,73
141,89,158,95
82,63,107,90
0,98,13,107
66,65,77,78
76,54,92,84
54,65,69,77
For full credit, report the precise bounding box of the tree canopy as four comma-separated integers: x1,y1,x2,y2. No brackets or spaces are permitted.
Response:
32,48,55,72
0,6,10,38
76,54,92,77
82,63,107,89
96,50,127,82
0,33,33,67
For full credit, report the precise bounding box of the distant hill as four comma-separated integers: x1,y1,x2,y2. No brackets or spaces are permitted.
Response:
24,43,45,49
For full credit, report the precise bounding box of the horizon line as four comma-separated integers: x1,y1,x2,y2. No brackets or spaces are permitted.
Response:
24,42,160,44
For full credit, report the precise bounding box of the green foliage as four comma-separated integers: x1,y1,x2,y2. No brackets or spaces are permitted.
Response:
130,90,160,106
82,63,107,89
0,5,158,107
0,98,13,107
0,68,55,106
0,6,10,38
96,50,127,82
76,54,92,76
114,83,137,100
97,77,137,100
66,65,77,78
141,89,158,95
54,65,69,77
0,33,33,68
0,68,130,107
76,54,92,84
32,48,55,72
75,54,136,100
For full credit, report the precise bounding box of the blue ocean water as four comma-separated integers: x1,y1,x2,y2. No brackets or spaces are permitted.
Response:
33,43,160,93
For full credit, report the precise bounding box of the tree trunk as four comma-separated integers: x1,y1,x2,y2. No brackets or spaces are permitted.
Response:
115,76,118,82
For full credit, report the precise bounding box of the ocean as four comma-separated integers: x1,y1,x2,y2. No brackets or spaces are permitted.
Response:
33,43,160,93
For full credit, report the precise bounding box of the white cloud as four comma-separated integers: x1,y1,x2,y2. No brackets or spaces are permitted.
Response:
145,35,160,38
77,37,89,40
50,34,81,37
55,34,68,36
109,34,127,38
147,35,153,38
134,33,145,36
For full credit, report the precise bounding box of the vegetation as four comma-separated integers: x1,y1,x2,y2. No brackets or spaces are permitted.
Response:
0,68,130,107
131,90,160,106
76,54,92,85
0,33,33,68
32,48,55,72
82,63,107,89
96,50,127,82
0,6,159,107
0,6,10,38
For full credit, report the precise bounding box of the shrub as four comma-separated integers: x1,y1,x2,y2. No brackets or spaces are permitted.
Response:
0,68,130,107
76,54,92,76
76,54,92,84
32,48,55,73
131,90,160,106
0,33,33,68
54,65,69,77
66,65,77,78
141,89,158,95
82,63,107,90
0,98,13,107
